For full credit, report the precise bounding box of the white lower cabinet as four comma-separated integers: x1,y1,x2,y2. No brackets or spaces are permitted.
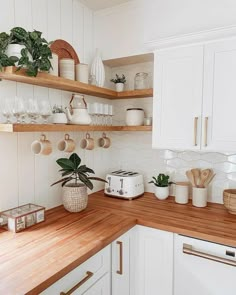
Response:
174,234,236,295
112,227,136,295
135,225,174,295
41,245,111,295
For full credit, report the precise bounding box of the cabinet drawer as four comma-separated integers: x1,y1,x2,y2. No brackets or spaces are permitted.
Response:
41,245,111,295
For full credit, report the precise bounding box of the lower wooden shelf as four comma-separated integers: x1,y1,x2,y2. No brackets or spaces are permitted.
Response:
0,124,152,133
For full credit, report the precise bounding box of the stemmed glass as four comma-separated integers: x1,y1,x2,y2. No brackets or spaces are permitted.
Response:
13,96,26,124
2,98,13,123
27,98,40,123
38,98,52,124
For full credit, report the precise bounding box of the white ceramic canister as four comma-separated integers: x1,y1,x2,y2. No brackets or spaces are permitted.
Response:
126,108,144,126
75,63,89,83
175,182,189,204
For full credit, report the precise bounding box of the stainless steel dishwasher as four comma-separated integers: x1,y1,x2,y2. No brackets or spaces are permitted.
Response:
174,234,236,295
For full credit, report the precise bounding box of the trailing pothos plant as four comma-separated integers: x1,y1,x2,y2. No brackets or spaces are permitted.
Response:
0,27,52,76
51,153,107,190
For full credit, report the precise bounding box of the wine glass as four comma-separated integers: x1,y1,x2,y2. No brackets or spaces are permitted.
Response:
38,98,52,124
12,96,26,124
27,98,39,123
2,98,13,123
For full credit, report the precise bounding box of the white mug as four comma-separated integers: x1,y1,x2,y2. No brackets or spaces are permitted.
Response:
31,134,52,155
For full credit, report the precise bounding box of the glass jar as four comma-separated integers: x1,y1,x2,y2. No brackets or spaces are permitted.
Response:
134,72,149,90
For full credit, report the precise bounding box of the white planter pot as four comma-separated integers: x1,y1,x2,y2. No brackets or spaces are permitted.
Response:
115,83,124,92
154,186,169,200
62,184,88,212
52,113,67,124
6,44,32,64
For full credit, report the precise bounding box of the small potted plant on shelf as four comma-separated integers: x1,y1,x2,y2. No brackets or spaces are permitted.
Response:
149,173,172,200
51,153,107,212
110,74,126,92
0,27,52,76
52,105,67,124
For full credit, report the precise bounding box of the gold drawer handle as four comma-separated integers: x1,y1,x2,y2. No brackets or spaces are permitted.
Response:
193,117,198,146
116,241,123,275
183,243,236,267
60,271,94,295
204,117,208,146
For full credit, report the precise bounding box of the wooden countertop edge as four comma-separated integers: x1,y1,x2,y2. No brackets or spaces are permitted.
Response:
26,218,136,295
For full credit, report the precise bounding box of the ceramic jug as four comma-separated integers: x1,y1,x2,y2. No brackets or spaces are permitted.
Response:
66,94,91,125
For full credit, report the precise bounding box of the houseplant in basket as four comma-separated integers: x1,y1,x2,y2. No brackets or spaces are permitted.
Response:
0,27,52,76
51,153,106,212
110,74,126,92
149,173,172,200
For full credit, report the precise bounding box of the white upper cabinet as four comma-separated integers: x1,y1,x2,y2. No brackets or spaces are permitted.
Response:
152,45,204,150
202,38,236,152
153,37,236,152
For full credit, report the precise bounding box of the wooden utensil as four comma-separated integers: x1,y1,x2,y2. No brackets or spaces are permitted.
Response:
203,170,215,187
199,169,211,188
191,168,201,187
186,170,196,187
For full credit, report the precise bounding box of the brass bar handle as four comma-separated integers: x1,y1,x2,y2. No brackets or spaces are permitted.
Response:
204,117,208,147
193,117,198,146
60,271,94,295
183,243,236,267
116,241,123,275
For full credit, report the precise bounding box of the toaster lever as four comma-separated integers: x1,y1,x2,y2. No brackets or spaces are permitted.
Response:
119,179,124,195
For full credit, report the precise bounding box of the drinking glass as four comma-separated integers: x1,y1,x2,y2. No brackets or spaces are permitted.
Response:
38,98,52,123
27,98,39,123
2,98,13,123
13,96,26,124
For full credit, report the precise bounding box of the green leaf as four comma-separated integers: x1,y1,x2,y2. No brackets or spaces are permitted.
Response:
88,177,107,183
77,165,94,174
56,158,75,170
61,170,73,177
69,153,81,169
51,177,72,186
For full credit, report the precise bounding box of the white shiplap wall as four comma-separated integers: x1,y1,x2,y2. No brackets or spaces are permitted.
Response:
0,0,112,211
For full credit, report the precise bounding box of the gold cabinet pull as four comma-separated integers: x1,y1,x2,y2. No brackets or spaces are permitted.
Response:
60,271,94,295
183,243,236,267
204,117,208,147
116,241,123,275
193,117,199,146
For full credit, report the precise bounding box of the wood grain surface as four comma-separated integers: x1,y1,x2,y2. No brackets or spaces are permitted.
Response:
1,191,236,294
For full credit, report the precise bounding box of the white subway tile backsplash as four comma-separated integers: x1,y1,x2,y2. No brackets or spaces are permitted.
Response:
201,152,227,163
179,151,200,161
167,158,188,169
214,162,236,173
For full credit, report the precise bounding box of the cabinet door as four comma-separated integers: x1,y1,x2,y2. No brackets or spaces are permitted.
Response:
152,45,204,150
136,225,174,295
112,227,136,295
82,273,110,295
202,38,236,152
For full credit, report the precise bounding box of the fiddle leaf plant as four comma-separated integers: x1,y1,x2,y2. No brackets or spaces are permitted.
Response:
149,173,172,187
51,153,107,190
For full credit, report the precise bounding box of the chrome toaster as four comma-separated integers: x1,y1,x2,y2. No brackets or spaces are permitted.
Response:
104,170,144,200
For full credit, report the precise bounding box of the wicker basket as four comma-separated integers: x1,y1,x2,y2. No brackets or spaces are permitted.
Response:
223,189,236,214
62,184,88,213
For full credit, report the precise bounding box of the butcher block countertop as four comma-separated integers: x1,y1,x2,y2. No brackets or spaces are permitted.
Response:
1,191,236,294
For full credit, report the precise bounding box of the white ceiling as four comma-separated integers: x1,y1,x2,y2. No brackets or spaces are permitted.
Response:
80,0,131,11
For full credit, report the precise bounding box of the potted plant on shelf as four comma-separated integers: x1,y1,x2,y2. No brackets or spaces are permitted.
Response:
52,105,67,124
51,153,107,212
0,27,52,76
149,173,172,200
110,74,126,92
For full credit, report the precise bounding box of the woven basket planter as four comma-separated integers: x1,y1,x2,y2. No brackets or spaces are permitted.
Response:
62,184,88,213
223,189,236,214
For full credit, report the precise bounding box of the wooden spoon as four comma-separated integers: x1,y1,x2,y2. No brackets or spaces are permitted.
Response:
186,170,196,187
191,168,201,187
199,169,211,188
203,170,215,187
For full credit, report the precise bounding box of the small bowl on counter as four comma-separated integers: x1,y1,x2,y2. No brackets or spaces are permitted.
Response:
223,189,236,214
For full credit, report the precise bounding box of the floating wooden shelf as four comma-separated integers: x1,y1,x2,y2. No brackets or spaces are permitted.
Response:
0,67,153,99
0,124,152,133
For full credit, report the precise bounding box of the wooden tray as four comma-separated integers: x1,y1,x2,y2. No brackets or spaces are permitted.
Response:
50,39,80,65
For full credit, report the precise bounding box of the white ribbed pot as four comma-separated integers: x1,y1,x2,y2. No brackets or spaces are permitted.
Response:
90,49,105,87
62,183,88,212
115,83,124,92
6,44,32,65
154,186,169,200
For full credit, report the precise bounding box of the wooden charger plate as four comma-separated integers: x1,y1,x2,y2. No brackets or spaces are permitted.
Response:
50,39,80,65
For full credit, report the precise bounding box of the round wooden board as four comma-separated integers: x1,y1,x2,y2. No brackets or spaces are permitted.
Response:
50,39,80,65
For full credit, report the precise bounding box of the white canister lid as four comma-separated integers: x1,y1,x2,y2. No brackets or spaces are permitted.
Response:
126,108,144,111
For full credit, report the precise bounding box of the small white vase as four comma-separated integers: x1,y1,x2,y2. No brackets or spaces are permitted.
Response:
52,113,67,124
154,186,169,200
116,83,124,92
90,48,105,87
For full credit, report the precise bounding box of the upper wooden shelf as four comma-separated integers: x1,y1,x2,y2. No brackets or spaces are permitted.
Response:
0,67,153,99
0,124,152,133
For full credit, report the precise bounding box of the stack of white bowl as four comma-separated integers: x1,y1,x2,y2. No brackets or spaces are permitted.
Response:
59,58,75,80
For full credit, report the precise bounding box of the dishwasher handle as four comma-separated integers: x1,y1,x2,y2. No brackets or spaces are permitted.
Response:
183,243,236,267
